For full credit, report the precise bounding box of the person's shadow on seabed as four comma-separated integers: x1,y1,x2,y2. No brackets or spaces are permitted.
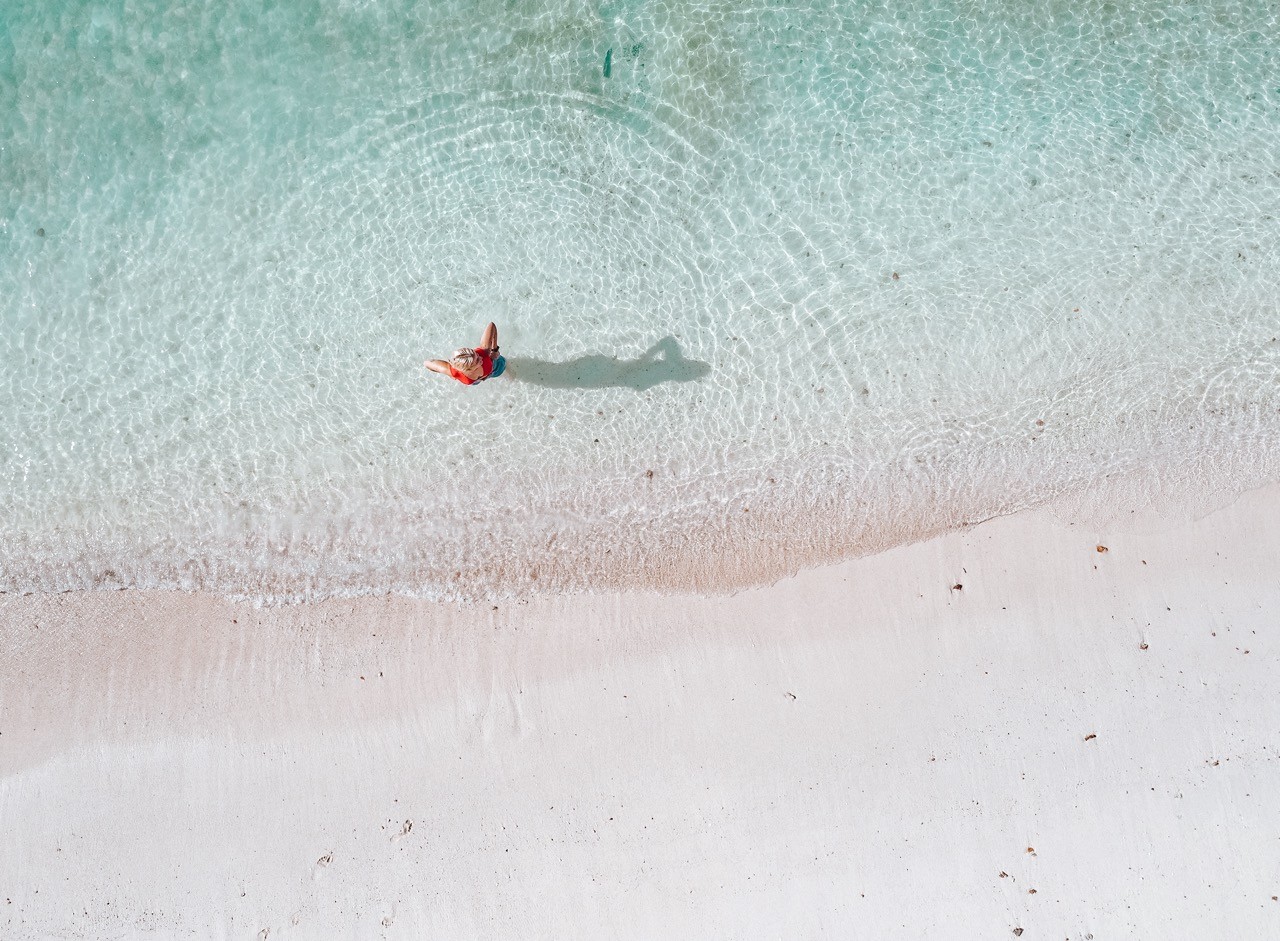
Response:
504,337,710,390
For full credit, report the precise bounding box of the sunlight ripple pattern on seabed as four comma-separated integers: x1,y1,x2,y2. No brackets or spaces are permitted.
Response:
1,0,1279,600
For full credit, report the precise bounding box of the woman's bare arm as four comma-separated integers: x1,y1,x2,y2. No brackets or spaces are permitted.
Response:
479,322,498,353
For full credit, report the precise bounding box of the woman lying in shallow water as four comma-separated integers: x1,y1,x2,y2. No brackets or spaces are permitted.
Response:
424,322,506,385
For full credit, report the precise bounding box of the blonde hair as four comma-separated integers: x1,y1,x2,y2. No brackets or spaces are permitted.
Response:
450,348,480,370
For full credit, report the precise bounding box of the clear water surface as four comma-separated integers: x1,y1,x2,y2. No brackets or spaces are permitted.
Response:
2,0,1278,600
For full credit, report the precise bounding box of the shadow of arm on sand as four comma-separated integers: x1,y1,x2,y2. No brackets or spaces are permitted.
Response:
504,337,710,390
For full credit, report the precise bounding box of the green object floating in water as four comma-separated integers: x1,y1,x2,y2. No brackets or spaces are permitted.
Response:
603,48,612,78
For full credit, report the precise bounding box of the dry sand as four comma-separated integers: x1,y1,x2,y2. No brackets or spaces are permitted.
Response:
2,484,1279,939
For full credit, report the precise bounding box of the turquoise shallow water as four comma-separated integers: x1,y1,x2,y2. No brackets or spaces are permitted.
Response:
2,1,1279,601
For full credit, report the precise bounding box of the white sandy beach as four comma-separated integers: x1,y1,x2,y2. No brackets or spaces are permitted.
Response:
3,484,1279,940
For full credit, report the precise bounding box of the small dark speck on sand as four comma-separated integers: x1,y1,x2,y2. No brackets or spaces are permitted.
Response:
36,227,45,237
1096,544,1109,553
951,583,963,591
1012,929,1023,937
1084,733,1097,741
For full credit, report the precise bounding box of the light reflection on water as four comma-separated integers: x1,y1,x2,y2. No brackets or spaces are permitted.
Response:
1,0,1278,600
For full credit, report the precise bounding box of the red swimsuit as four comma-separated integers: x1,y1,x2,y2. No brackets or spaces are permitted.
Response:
447,348,494,385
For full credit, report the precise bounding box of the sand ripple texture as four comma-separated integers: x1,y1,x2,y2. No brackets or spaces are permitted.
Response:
2,1,1279,601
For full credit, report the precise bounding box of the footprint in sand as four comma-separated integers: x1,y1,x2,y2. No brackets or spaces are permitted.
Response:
390,819,413,843
311,852,334,881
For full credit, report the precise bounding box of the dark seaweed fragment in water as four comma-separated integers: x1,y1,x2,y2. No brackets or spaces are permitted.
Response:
603,47,613,78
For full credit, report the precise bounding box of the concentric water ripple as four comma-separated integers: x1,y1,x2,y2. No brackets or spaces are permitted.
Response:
2,0,1279,601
